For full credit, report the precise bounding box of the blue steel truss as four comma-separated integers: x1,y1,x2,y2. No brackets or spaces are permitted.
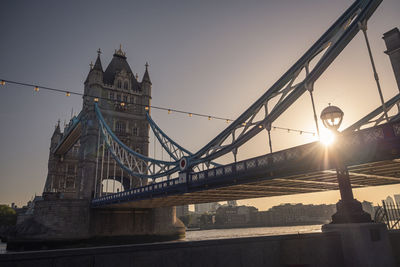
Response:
184,0,383,169
95,103,180,179
344,93,400,133
146,112,220,170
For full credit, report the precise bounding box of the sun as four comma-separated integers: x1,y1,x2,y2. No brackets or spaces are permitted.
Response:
319,129,335,146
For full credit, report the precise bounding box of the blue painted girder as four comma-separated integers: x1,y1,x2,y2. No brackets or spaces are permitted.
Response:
92,121,400,208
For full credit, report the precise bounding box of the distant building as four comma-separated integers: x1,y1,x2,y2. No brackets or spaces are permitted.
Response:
394,194,400,204
258,203,336,226
215,205,258,226
176,205,189,217
386,196,395,205
361,201,374,217
194,202,220,214
227,200,237,206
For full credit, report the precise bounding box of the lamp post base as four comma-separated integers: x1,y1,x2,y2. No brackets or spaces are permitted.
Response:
331,199,372,224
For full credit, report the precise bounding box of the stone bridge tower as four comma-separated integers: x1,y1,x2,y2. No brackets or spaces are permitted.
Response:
12,48,184,248
78,47,152,199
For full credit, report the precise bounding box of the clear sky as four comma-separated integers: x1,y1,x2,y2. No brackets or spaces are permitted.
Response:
0,0,399,210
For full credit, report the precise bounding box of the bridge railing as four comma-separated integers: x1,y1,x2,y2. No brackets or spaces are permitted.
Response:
92,177,183,205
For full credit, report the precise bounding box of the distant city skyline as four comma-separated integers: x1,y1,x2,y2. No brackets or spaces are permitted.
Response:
0,0,399,209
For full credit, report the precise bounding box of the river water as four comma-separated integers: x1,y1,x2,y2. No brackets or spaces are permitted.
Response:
185,224,322,241
0,224,322,253
0,242,6,254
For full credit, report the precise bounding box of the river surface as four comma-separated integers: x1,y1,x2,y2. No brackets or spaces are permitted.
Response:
184,224,322,241
0,224,322,253
0,242,6,254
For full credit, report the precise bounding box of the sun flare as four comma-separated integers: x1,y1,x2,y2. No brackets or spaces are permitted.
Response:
320,129,335,146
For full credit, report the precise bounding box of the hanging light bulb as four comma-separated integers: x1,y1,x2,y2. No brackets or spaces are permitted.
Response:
120,102,125,107
208,116,212,120
258,125,263,129
168,109,171,114
226,119,230,123
300,131,303,135
66,92,71,97
94,97,99,102
34,86,39,92
189,113,193,117
287,129,290,133
145,106,149,111
242,122,247,126
0,80,5,85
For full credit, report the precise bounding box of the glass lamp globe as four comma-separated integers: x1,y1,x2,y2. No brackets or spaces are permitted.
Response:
320,105,344,131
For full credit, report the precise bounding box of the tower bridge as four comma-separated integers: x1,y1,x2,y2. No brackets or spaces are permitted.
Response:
12,0,400,244
92,120,400,208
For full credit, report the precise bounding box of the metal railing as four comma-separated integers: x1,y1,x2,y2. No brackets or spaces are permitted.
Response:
375,201,400,229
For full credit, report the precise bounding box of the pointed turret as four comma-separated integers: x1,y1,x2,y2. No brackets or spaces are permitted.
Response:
141,62,152,98
54,120,61,134
142,62,152,84
93,48,103,72
84,49,104,86
50,120,62,150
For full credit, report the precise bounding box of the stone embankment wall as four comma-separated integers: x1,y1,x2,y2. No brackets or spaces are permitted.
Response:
0,232,345,267
2,230,399,267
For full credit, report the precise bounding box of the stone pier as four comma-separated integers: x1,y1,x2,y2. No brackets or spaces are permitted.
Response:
8,199,185,250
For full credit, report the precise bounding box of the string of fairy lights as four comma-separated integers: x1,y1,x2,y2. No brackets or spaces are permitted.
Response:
0,79,316,136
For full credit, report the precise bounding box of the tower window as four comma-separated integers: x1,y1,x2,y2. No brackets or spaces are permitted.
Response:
67,165,75,174
124,81,129,90
131,96,137,111
117,80,122,88
133,127,139,136
116,121,126,133
66,177,75,188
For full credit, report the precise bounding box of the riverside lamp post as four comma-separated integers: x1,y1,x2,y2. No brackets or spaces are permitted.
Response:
320,105,371,224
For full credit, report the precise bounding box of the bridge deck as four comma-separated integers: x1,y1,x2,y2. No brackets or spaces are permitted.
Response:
92,122,400,208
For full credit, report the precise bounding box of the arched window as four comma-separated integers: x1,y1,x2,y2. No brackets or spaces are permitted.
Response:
124,81,129,90
116,121,126,133
117,80,122,88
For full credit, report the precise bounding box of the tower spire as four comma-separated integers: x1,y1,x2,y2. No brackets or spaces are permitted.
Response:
115,44,126,57
142,62,151,84
93,48,103,71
